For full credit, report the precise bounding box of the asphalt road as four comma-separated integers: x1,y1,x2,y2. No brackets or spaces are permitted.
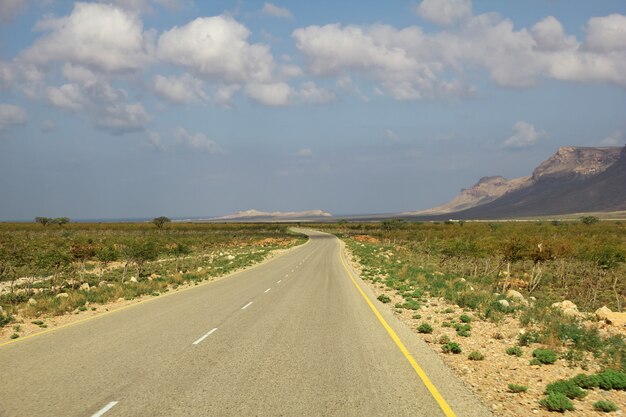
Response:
0,230,491,417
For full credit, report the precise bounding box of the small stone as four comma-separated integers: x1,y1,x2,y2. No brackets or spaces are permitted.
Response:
79,283,90,291
595,306,612,321
497,299,510,308
506,289,525,301
56,293,69,298
99,281,107,288
129,277,138,283
28,298,37,305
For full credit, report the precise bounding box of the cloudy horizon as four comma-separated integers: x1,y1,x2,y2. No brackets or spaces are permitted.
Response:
1,0,625,220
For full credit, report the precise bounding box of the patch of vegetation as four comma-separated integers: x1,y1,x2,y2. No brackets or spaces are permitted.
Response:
508,384,528,393
545,379,587,400
596,369,626,390
459,314,472,323
455,323,471,337
468,351,485,361
442,342,462,354
571,373,600,389
593,400,619,413
377,294,391,303
533,348,557,365
438,335,450,344
417,323,433,334
506,346,523,357
539,393,575,412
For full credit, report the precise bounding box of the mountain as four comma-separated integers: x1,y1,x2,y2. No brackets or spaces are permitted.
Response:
210,209,332,222
413,146,625,219
405,175,531,215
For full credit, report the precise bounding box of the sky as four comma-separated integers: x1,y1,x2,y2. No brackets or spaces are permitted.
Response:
0,0,625,220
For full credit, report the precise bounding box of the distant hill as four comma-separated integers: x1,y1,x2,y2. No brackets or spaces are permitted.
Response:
208,209,333,222
411,145,625,219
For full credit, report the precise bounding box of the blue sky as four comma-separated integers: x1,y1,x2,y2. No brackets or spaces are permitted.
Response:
0,0,625,220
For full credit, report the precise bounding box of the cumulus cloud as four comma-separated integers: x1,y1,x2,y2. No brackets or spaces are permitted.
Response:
153,73,208,103
44,79,150,134
100,0,184,13
175,127,223,153
21,2,152,73
293,81,336,105
0,104,27,131
293,11,626,98
244,82,291,106
502,121,547,150
157,15,275,83
261,3,293,19
0,0,27,23
414,0,472,26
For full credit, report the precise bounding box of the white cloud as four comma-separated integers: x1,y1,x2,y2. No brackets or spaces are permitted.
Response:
157,15,275,83
531,16,577,52
244,82,291,106
262,3,293,19
153,73,208,103
0,104,27,131
213,84,241,109
502,121,547,150
0,0,27,23
175,127,223,153
414,0,472,26
599,130,624,146
100,0,184,13
293,81,336,105
585,14,626,52
21,2,152,73
145,131,165,151
296,148,313,157
44,80,150,134
384,129,398,141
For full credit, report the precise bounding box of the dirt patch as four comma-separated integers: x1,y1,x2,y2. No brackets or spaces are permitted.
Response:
353,234,381,244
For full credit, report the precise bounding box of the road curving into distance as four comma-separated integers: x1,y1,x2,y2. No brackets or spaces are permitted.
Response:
0,229,492,417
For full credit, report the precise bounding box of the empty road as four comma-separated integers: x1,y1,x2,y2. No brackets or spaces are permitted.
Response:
0,230,490,417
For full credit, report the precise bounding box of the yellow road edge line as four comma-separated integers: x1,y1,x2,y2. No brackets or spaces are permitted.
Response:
339,245,457,417
0,238,311,349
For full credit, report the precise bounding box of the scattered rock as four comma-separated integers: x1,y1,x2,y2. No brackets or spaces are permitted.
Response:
551,300,583,318
28,298,37,305
129,277,138,283
79,283,90,291
226,255,235,261
506,289,524,301
497,299,510,308
595,306,612,321
604,312,626,330
0,306,3,313
56,293,69,298
99,281,107,288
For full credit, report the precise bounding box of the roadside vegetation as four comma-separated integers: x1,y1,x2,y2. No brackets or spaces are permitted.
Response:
0,221,306,336
315,220,625,415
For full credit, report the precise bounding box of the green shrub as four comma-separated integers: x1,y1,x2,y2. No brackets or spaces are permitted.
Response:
442,342,462,354
571,373,600,389
459,314,472,323
506,346,523,357
508,384,528,393
468,351,485,361
438,335,450,344
455,323,471,337
377,294,391,303
417,323,433,334
0,313,13,327
412,313,422,320
539,393,575,412
530,358,542,366
9,333,19,339
545,379,586,399
444,308,454,313
596,369,626,390
593,400,619,413
518,331,542,346
533,349,557,365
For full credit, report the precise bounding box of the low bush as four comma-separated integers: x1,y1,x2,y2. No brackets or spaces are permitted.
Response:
539,393,575,412
571,373,600,389
518,331,542,347
459,314,472,323
506,346,523,357
417,323,433,334
593,400,619,413
545,379,586,400
468,351,485,361
442,342,462,354
596,369,626,390
455,323,471,337
377,294,391,303
533,348,557,365
438,335,451,344
508,384,528,393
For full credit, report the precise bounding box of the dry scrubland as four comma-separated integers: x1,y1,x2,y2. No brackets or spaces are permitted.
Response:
316,220,626,416
0,222,306,341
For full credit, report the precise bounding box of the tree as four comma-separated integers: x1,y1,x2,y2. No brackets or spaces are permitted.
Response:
152,216,171,229
52,217,70,227
124,241,160,280
580,216,599,225
95,246,118,276
70,240,96,280
381,218,405,231
35,217,51,226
